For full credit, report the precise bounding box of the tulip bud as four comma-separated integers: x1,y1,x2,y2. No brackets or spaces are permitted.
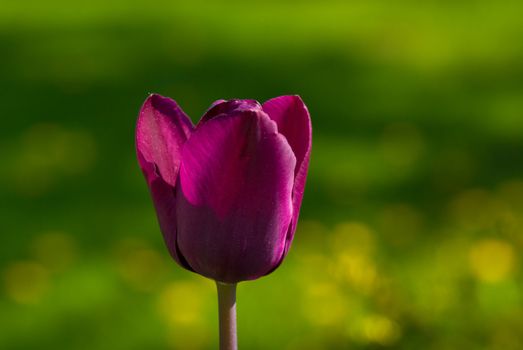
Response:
136,94,311,283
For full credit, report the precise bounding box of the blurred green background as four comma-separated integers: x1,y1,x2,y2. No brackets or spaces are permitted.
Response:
1,0,523,349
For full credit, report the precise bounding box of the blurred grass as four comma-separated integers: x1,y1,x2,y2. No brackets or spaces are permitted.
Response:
1,0,523,349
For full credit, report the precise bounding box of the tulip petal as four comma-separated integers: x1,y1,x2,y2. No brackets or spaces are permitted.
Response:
136,94,194,186
176,110,296,283
197,99,261,126
136,94,194,268
262,95,312,257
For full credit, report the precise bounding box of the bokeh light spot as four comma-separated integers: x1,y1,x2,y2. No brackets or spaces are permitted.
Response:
157,280,210,327
469,239,515,283
330,221,375,256
114,238,167,292
3,261,50,304
360,314,401,345
331,253,378,294
157,280,212,350
302,282,347,327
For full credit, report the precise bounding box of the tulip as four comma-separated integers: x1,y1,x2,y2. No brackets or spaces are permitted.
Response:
136,93,311,349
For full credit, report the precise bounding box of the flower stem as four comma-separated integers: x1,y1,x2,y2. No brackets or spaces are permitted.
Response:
216,281,238,350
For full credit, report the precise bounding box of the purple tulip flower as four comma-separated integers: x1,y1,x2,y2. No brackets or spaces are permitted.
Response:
136,94,311,284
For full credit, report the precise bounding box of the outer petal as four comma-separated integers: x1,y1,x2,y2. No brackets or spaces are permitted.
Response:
262,95,312,257
176,110,296,283
136,94,194,268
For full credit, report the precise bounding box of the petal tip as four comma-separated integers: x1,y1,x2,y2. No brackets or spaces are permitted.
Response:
149,94,177,114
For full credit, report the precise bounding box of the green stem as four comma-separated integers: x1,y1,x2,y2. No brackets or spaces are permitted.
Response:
216,282,238,350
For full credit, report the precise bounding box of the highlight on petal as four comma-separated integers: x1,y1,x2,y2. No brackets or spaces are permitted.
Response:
209,99,227,109
176,110,296,283
262,95,312,256
135,94,194,269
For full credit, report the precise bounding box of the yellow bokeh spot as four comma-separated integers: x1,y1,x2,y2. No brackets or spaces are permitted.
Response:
3,261,50,304
360,315,401,345
157,280,209,327
302,282,347,327
158,280,212,350
31,231,76,272
469,239,515,283
114,239,167,292
331,253,378,294
328,222,379,293
330,221,375,256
